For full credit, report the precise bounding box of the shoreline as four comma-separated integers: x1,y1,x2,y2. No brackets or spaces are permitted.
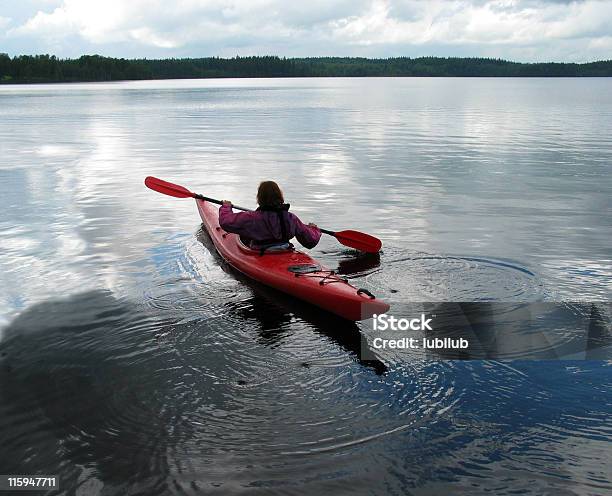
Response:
2,55,612,84
2,74,612,85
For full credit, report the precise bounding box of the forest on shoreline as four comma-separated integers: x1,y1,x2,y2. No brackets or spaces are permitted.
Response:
2,54,611,83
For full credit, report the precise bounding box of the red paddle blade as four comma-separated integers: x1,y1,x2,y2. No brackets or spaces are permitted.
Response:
335,230,382,253
144,176,195,198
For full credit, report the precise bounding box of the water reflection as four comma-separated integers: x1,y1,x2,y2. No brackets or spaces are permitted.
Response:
0,78,610,494
1,274,610,494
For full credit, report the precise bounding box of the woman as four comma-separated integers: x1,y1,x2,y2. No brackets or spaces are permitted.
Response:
219,181,321,250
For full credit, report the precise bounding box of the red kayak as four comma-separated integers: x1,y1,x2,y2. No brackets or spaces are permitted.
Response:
197,199,390,321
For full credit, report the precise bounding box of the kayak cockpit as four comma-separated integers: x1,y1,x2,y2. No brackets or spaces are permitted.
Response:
236,238,294,255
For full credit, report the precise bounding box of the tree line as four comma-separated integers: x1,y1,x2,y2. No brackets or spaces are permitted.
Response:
1,54,611,83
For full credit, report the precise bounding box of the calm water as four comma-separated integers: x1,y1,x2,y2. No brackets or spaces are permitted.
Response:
0,78,610,494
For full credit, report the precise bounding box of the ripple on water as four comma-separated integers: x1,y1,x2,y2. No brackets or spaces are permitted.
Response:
141,234,248,323
361,248,544,302
1,233,609,494
132,235,467,466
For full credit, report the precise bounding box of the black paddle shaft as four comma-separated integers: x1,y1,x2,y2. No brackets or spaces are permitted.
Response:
193,194,250,213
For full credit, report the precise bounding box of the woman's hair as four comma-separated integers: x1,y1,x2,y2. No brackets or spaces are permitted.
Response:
257,181,284,208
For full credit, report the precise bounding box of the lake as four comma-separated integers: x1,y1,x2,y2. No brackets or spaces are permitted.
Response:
0,78,610,494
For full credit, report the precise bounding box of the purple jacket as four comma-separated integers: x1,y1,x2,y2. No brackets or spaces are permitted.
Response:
219,204,321,249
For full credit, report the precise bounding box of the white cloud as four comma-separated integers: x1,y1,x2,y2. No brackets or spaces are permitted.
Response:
128,27,178,48
330,0,612,47
10,1,137,43
3,0,612,61
588,34,612,49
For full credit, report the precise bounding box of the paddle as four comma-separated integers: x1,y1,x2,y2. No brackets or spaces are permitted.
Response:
145,176,382,253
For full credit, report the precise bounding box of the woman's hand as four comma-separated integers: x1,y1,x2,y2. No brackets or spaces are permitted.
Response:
222,200,232,207
308,222,318,229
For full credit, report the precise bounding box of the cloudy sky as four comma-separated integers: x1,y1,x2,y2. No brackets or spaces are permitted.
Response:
1,0,611,62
